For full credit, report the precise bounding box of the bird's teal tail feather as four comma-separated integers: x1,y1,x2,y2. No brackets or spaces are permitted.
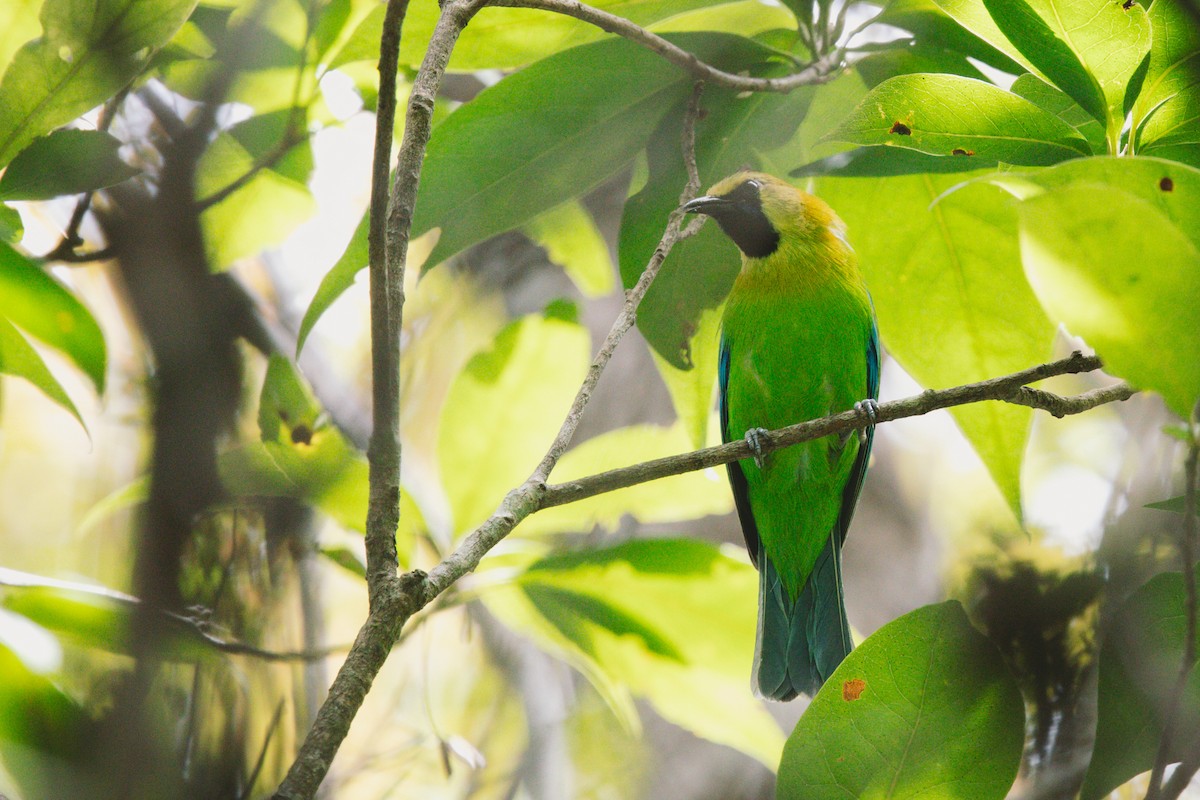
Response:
753,536,852,700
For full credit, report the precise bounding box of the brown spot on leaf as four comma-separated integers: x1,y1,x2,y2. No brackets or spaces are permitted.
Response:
1160,176,1174,192
889,121,912,136
842,678,867,701
291,424,312,445
1122,0,1135,9
952,148,975,156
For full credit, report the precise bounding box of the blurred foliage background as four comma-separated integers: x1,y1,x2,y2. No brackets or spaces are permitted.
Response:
0,0,1197,797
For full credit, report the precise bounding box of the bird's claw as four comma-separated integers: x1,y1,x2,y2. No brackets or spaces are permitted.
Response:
745,427,769,469
853,398,879,445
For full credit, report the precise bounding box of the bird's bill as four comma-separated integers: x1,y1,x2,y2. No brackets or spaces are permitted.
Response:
681,195,729,215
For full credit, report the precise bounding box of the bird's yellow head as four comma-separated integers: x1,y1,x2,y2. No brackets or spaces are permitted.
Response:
681,171,846,260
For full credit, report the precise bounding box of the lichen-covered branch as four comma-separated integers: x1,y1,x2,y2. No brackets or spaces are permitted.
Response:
541,353,1131,509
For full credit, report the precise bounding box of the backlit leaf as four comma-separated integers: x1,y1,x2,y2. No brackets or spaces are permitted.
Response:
777,601,1024,800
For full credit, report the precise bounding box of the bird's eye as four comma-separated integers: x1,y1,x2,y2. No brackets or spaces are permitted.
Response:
745,179,761,191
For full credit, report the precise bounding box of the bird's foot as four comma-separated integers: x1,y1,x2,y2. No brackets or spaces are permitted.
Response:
744,427,770,469
853,398,879,445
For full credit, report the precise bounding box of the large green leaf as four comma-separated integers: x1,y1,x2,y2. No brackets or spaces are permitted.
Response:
518,423,732,536
825,73,1091,165
982,0,1149,144
1132,0,1200,154
482,538,785,766
816,173,1053,515
777,601,1024,800
1082,567,1200,800
1017,181,1200,419
0,0,199,167
415,33,775,270
0,129,138,200
0,241,105,393
985,155,1200,247
437,313,591,536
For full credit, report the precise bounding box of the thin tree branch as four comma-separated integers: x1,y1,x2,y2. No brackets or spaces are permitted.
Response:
1149,427,1200,800
364,0,416,604
423,81,708,599
541,353,1130,509
272,0,482,795
489,0,846,92
1005,382,1136,418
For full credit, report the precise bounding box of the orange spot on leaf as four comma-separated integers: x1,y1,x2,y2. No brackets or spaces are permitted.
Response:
889,121,912,136
842,678,867,701
952,148,975,156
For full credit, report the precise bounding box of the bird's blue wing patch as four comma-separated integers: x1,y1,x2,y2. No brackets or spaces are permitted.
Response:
836,316,880,545
720,335,763,568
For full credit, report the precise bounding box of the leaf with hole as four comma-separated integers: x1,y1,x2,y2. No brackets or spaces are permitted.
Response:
826,73,1091,165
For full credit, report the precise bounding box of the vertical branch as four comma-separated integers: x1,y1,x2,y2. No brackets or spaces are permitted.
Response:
364,0,413,603
273,2,482,797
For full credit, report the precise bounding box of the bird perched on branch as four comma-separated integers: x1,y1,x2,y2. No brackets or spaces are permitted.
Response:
683,172,879,700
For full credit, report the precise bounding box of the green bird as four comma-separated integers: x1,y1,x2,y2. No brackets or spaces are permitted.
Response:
683,171,879,700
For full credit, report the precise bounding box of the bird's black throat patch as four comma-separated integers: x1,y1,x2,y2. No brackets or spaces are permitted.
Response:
709,181,781,259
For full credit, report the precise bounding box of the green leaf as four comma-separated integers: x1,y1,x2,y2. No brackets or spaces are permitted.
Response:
197,120,316,268
0,314,84,428
792,145,998,178
0,240,106,392
415,33,773,270
825,73,1091,165
0,0,199,167
1146,494,1186,513
983,155,1200,247
816,173,1053,515
1132,0,1200,153
437,314,591,536
931,0,1043,76
0,203,22,243
855,41,986,88
777,601,1024,800
517,423,732,536
982,0,1150,144
257,353,320,444
1009,73,1107,155
0,610,94,783
483,538,785,766
523,200,615,297
1016,181,1200,419
877,0,1025,76
0,129,138,200
296,207,368,355
0,0,41,79
1082,567,1200,800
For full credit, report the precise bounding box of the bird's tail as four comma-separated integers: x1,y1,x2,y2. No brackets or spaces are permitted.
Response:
753,536,852,701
